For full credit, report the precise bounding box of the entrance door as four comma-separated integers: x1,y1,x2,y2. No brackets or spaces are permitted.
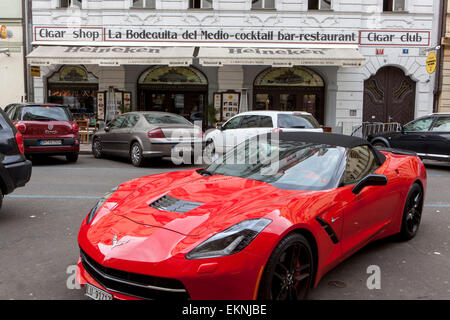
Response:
363,67,416,124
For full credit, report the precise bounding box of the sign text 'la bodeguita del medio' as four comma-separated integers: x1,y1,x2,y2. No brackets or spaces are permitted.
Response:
34,26,431,46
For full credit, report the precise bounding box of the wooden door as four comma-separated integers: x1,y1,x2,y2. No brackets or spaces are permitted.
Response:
363,67,416,124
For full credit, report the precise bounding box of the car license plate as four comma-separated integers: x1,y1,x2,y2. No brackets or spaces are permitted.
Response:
40,140,62,146
85,283,113,300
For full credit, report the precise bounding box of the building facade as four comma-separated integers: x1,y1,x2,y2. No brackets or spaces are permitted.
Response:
29,0,440,132
0,0,25,107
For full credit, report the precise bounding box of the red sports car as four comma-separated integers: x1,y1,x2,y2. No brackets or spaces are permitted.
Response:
76,132,426,300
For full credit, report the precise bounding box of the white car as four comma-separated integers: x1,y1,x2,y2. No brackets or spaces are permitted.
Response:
204,111,323,158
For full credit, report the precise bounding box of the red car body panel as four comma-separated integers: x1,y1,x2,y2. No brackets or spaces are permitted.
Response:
77,150,426,300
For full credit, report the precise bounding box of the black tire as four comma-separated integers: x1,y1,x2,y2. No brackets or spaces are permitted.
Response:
92,138,103,159
398,183,423,241
258,233,314,300
372,141,388,148
66,153,79,163
130,142,145,167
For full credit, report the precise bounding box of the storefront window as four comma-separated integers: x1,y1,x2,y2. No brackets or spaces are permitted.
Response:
255,94,273,110
383,0,405,12
47,65,98,119
254,67,324,87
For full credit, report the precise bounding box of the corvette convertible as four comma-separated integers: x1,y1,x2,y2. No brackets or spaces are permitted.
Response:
76,132,426,300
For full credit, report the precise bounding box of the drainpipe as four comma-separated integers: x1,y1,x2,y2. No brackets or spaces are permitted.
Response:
434,0,447,113
21,0,27,102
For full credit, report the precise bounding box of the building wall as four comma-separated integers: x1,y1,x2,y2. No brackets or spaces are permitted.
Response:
30,0,440,128
0,0,25,108
439,1,450,113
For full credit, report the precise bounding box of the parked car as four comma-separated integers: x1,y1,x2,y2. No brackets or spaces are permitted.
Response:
6,103,80,162
0,108,32,210
92,112,203,167
76,132,426,300
368,113,450,161
204,111,323,160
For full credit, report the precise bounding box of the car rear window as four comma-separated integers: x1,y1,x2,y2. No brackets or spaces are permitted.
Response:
20,106,71,121
277,114,320,129
144,113,191,125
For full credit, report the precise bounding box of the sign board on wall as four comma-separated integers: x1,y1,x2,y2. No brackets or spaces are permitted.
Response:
97,92,105,120
30,66,40,77
221,92,240,121
33,26,430,47
426,52,437,74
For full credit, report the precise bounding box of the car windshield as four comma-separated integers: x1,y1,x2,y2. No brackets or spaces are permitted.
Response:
206,138,344,191
21,106,70,121
277,114,320,129
144,113,192,125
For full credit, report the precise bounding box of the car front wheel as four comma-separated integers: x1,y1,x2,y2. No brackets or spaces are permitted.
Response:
92,138,103,159
258,233,314,300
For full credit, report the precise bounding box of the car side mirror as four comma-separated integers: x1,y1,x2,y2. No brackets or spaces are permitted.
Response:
104,126,110,132
401,126,405,133
217,124,223,131
352,174,388,195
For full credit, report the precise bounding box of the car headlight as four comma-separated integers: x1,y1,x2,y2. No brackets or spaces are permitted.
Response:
86,186,118,224
186,218,271,260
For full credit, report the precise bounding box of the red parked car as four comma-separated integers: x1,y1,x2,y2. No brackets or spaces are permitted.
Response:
6,103,80,162
76,132,426,300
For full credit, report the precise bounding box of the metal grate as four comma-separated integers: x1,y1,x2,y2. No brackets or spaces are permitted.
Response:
149,195,204,213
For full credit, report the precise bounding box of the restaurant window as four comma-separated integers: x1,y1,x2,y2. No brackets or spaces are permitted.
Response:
383,0,406,12
308,0,331,10
59,0,82,8
47,65,98,119
252,0,275,9
189,0,212,9
132,0,156,8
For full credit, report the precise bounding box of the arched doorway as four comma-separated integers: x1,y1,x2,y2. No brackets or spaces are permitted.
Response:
47,65,98,117
137,66,208,122
363,66,416,124
253,67,325,124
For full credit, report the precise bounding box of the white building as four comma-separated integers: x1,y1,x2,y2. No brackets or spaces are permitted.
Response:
0,0,25,107
29,0,440,132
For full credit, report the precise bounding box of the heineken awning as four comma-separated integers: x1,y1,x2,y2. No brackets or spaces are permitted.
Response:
27,46,194,66
198,47,365,67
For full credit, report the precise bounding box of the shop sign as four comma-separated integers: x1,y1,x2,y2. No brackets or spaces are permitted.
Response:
30,65,41,77
359,30,430,46
426,52,437,74
97,92,105,120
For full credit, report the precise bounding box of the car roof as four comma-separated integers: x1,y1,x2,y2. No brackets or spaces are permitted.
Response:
264,132,387,164
16,103,67,108
238,110,313,116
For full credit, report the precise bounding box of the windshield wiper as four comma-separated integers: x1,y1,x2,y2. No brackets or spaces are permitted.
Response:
196,168,214,176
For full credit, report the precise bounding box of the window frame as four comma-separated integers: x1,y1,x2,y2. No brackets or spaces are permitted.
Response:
59,0,82,8
403,116,434,132
430,116,450,132
308,0,332,11
383,0,407,12
131,0,156,9
251,0,276,10
222,116,244,130
189,0,213,9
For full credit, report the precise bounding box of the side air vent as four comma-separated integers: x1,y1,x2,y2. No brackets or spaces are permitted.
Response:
315,217,339,244
149,195,204,213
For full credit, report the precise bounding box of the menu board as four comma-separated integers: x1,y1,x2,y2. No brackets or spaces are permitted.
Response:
97,92,105,120
124,92,131,112
222,92,240,121
213,93,222,121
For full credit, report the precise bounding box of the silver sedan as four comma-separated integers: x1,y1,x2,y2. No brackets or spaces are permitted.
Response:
92,112,204,166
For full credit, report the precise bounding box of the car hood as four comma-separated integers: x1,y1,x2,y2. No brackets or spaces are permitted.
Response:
82,170,336,263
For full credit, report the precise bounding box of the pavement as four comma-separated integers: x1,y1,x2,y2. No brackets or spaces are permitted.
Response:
0,155,448,300
79,143,91,155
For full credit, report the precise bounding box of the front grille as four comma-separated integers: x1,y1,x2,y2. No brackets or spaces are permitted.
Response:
149,195,204,213
80,249,189,300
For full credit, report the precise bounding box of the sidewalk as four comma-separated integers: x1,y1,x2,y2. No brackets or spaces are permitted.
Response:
80,143,92,155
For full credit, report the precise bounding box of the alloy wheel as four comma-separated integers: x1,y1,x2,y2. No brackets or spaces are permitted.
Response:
271,242,312,300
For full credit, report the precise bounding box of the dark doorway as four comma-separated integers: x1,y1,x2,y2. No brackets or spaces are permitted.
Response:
363,66,416,124
253,67,326,125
